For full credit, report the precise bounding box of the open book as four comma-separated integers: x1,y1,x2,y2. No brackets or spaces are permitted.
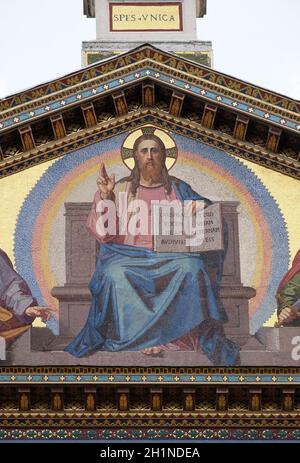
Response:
152,202,224,253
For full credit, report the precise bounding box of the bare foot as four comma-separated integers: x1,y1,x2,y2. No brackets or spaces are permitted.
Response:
142,347,163,355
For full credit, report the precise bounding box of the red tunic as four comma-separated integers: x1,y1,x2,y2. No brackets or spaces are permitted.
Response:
86,185,200,352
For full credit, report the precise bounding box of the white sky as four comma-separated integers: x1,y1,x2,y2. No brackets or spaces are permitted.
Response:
0,0,299,100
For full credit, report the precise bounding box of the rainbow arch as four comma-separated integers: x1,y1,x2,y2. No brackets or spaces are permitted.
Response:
14,133,289,334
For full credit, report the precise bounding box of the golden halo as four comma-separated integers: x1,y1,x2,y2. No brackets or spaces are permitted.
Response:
121,125,178,171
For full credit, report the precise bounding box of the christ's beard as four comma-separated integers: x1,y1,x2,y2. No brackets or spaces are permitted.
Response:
140,163,164,183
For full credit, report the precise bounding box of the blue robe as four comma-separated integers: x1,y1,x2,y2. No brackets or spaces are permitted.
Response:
65,179,240,365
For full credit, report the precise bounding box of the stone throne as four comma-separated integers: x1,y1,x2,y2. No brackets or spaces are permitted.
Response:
51,201,255,349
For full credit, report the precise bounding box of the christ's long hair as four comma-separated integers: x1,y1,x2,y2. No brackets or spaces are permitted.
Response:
122,134,172,196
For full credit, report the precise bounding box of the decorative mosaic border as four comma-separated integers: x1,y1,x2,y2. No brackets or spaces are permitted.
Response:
1,64,299,134
0,427,300,441
0,370,300,384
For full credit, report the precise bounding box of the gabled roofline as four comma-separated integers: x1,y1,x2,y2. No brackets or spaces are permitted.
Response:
0,43,298,111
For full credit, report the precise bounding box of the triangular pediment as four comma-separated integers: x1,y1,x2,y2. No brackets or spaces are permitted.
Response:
0,43,299,179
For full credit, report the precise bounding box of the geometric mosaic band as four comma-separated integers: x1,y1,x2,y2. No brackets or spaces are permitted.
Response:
0,428,300,441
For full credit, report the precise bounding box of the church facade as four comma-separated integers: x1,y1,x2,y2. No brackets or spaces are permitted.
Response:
0,3,300,441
